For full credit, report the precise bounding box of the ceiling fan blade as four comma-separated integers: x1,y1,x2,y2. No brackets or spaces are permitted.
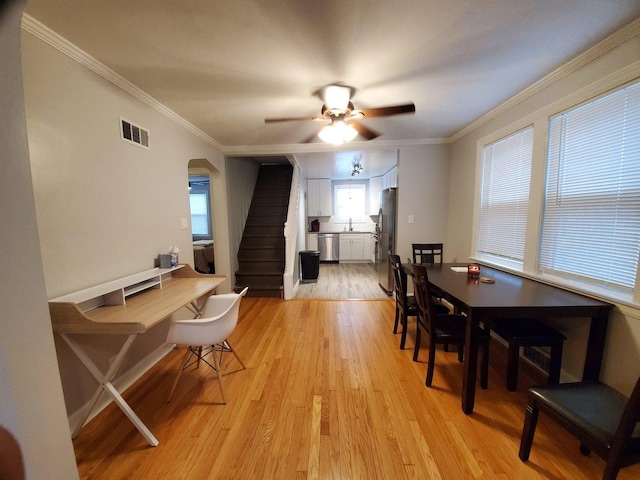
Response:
265,116,324,123
360,103,415,119
351,121,380,140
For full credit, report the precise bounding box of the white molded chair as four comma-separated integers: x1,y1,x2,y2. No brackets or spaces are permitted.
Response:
166,287,248,404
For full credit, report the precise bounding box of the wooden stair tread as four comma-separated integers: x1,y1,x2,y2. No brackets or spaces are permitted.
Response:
235,164,292,297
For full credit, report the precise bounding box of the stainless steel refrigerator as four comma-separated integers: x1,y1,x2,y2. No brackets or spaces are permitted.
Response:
376,187,397,295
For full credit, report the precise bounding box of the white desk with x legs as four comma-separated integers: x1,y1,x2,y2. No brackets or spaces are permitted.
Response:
48,264,227,446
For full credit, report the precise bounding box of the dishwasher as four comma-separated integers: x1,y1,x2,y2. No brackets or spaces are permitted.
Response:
318,233,339,263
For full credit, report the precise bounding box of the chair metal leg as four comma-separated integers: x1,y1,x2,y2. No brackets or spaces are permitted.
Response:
197,346,203,368
211,344,227,404
167,347,193,403
223,339,246,371
169,342,239,404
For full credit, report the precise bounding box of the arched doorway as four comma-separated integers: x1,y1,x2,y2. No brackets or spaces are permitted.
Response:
188,159,216,274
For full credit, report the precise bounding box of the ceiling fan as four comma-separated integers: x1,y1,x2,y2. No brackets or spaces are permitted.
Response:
264,84,415,144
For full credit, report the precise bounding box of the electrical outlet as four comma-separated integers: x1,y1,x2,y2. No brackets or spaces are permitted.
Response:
181,217,189,229
408,215,414,224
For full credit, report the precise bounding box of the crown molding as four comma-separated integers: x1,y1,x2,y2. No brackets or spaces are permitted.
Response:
21,14,224,151
21,14,639,153
20,14,449,155
222,137,450,156
451,17,640,142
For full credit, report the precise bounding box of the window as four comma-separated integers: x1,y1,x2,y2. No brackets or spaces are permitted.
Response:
334,183,366,223
539,81,640,293
476,127,533,269
189,176,212,240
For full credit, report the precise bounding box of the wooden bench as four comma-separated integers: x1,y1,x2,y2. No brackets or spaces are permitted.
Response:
487,318,566,391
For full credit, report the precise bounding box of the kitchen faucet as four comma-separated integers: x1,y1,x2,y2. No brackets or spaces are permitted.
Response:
349,218,353,231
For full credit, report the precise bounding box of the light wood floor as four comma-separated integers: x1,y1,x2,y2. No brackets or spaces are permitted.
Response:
295,262,389,299
72,298,640,479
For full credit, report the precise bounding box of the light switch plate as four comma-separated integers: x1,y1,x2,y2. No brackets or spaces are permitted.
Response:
181,217,189,229
408,215,414,224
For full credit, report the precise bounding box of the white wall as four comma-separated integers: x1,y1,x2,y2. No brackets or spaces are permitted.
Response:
1,1,79,477
294,166,305,285
21,28,232,418
23,32,229,297
225,156,260,287
396,144,452,263
447,30,640,394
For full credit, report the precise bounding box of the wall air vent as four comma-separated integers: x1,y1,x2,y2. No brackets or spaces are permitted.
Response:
523,346,551,374
120,118,150,149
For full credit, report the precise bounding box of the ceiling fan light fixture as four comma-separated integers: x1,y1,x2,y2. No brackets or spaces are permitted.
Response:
264,84,413,144
318,121,358,145
322,85,351,110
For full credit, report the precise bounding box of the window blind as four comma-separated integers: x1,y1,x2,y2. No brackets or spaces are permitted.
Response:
540,81,640,290
477,127,533,264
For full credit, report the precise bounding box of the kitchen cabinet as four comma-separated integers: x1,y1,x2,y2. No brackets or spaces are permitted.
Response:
339,233,366,261
370,233,376,262
307,179,332,217
369,176,383,215
382,166,397,190
363,234,371,260
306,233,318,251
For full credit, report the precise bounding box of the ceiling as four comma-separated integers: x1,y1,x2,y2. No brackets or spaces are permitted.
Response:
23,1,640,178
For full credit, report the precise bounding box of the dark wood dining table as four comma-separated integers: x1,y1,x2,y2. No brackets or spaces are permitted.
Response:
403,263,613,414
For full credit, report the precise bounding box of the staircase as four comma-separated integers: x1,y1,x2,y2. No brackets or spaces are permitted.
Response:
235,164,293,298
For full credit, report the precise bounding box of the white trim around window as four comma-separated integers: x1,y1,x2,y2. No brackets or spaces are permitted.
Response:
472,66,640,308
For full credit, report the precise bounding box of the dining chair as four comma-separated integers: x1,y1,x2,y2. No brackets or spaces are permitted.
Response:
409,263,490,388
411,243,446,313
485,318,566,391
392,255,450,351
390,254,418,349
519,376,640,480
166,287,248,404
411,243,443,264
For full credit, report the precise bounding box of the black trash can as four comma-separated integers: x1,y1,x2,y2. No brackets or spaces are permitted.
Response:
299,250,320,282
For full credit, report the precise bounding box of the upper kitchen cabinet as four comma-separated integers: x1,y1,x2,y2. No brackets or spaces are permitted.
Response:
369,176,383,215
307,179,332,217
382,166,397,190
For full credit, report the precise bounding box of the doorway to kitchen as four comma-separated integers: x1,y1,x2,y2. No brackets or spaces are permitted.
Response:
296,149,398,299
